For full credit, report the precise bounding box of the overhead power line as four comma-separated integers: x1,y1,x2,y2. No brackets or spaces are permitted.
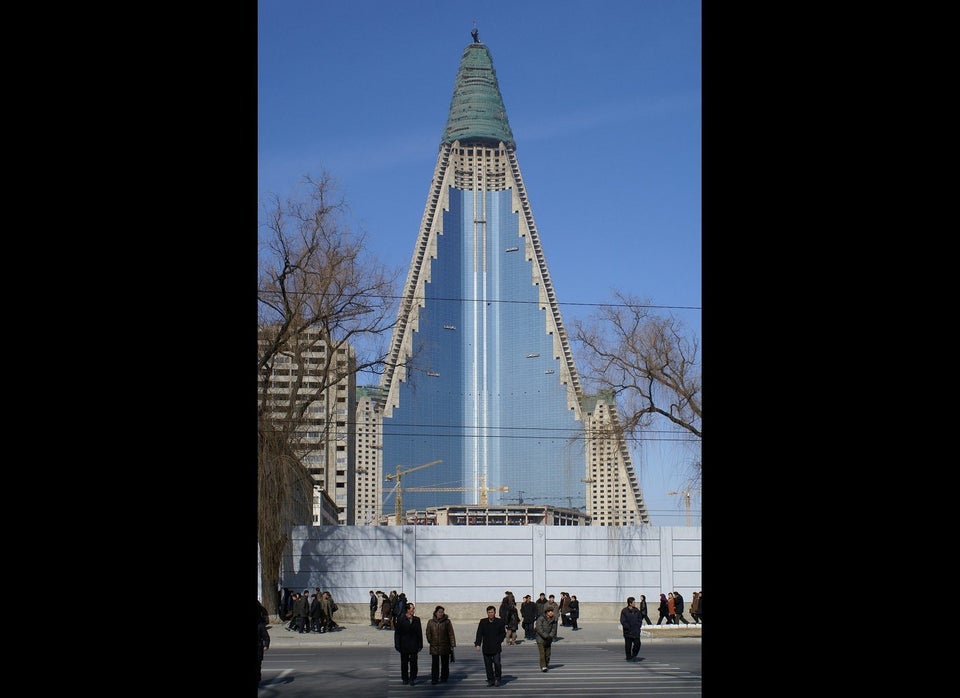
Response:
258,289,701,312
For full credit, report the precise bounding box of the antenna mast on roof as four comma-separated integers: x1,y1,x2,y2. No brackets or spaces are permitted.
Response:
471,19,479,43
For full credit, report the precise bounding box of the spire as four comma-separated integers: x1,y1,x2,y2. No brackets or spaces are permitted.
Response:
441,42,514,147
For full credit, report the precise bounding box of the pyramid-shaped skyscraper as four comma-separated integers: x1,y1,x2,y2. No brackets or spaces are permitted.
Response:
379,35,650,525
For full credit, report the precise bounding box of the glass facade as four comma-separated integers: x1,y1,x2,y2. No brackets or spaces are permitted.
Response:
382,184,585,512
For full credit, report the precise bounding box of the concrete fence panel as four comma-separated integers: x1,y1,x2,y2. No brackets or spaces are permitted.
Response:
276,524,700,623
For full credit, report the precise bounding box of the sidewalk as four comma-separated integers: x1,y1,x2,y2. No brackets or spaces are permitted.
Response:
265,620,701,649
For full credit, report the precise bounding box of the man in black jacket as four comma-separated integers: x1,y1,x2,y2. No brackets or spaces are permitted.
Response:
619,596,642,661
474,606,506,687
673,591,691,625
520,594,538,641
395,602,424,685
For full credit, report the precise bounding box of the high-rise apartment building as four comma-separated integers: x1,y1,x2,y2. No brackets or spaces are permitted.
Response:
258,329,357,524
377,36,650,525
353,385,385,525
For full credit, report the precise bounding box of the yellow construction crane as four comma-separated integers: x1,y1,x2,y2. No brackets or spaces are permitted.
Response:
667,484,701,526
404,475,508,506
385,460,442,525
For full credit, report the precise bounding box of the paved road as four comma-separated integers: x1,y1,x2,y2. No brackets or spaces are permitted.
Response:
260,642,701,697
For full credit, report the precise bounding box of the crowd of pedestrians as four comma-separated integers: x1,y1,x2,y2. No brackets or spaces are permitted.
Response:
654,590,701,625
369,589,411,630
262,587,701,689
277,587,343,633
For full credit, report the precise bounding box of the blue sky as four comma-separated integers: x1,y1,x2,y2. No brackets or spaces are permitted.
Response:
258,0,701,526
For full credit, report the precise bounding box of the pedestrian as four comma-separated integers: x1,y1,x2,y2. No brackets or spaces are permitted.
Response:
535,592,548,618
474,605,506,687
620,596,642,661
321,590,340,631
520,594,538,641
673,591,690,625
544,594,559,614
258,601,271,686
656,593,669,625
290,591,308,632
667,591,677,624
308,592,322,633
689,591,701,623
299,591,311,633
534,605,558,672
638,594,653,625
568,594,580,630
379,593,394,630
394,591,408,628
394,601,424,686
500,593,520,646
369,590,378,627
559,591,572,626
425,604,457,685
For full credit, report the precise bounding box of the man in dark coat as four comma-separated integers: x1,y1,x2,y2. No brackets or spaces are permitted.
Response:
535,607,558,671
619,596,643,661
535,592,548,618
474,605,506,686
394,601,424,685
520,594,538,640
673,591,691,625
394,592,408,626
293,591,310,633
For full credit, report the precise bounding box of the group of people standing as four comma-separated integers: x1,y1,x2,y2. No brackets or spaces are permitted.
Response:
371,589,409,631
518,591,579,640
278,587,340,633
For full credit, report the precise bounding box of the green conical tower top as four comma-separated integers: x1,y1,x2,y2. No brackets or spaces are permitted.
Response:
441,36,515,147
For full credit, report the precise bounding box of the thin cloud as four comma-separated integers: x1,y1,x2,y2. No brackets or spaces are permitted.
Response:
513,91,699,143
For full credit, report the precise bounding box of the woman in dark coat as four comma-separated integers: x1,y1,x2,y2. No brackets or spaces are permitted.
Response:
425,605,457,685
394,602,424,685
656,593,670,625
638,594,653,625
500,595,520,646
567,594,580,631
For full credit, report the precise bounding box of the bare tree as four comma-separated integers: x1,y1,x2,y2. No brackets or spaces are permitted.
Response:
257,173,400,618
573,291,701,488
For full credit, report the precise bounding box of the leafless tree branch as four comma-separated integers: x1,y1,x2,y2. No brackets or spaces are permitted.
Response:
257,173,402,617
573,290,701,483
